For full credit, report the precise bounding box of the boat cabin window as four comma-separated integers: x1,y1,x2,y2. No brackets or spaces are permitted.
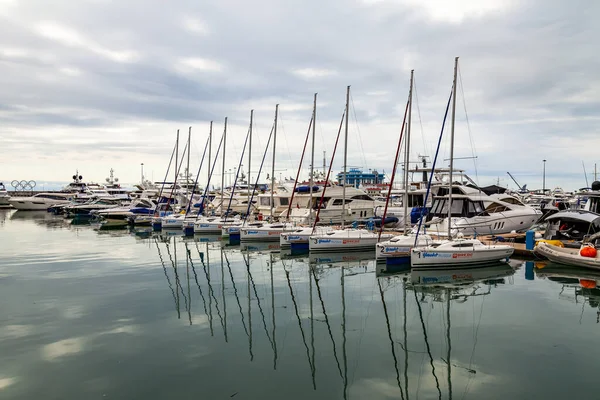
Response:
311,197,330,209
408,194,424,207
279,198,289,206
501,197,524,206
260,197,270,206
429,198,486,218
36,194,70,201
485,202,509,213
350,194,374,201
332,199,353,206
588,197,600,214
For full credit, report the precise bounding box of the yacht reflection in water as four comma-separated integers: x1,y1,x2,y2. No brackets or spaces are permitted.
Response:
377,262,515,400
152,236,517,399
535,263,600,323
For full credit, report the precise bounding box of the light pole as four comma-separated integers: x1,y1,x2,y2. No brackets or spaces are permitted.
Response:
141,163,144,184
542,159,546,193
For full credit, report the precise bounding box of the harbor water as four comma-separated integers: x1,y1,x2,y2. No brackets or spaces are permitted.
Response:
1,209,599,399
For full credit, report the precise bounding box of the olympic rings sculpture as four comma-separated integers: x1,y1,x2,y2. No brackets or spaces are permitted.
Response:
11,180,36,191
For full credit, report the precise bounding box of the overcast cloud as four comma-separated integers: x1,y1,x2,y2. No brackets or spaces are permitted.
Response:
0,0,598,190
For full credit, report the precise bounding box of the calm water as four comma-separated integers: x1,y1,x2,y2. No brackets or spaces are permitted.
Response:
1,209,599,399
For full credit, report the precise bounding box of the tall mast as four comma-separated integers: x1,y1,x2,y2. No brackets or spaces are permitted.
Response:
271,104,279,221
404,70,414,233
187,126,191,201
221,118,227,217
208,122,212,194
248,110,253,215
448,57,458,239
175,129,180,187
341,86,350,228
310,93,317,224
446,289,453,399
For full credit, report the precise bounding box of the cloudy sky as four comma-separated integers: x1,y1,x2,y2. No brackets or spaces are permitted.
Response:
0,0,598,191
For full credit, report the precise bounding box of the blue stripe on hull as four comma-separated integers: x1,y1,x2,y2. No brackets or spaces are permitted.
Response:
290,242,309,251
386,256,411,266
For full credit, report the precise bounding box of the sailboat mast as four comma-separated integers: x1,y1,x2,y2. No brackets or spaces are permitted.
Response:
208,122,212,196
271,105,279,221
342,86,350,228
446,289,452,399
448,57,458,239
310,93,317,224
175,129,180,188
221,118,227,217
404,70,414,233
187,126,191,201
248,110,253,215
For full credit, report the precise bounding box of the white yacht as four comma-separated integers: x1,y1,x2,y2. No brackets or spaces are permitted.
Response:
65,198,122,217
424,187,541,237
256,188,293,218
285,186,385,225
9,192,73,210
0,182,10,207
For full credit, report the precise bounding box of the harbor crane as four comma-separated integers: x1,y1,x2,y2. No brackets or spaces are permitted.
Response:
507,172,528,193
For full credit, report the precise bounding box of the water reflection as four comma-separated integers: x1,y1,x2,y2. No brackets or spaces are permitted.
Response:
377,262,516,400
148,238,521,399
6,211,600,399
535,263,600,322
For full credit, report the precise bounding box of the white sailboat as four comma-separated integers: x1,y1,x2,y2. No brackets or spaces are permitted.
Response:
309,86,393,252
411,57,515,268
163,127,193,230
240,105,296,242
194,119,233,234
376,70,433,264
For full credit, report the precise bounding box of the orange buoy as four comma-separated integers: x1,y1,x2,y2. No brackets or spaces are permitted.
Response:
579,245,598,258
580,279,597,289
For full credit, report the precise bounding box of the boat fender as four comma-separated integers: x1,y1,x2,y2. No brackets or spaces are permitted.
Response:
579,244,597,258
535,239,564,248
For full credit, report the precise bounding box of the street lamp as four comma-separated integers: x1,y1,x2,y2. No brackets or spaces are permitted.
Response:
543,159,546,193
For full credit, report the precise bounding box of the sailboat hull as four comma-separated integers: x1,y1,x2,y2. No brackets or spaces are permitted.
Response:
309,230,393,252
410,246,514,268
240,224,295,242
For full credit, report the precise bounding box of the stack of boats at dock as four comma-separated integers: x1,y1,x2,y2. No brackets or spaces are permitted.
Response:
4,57,599,271
120,59,543,269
